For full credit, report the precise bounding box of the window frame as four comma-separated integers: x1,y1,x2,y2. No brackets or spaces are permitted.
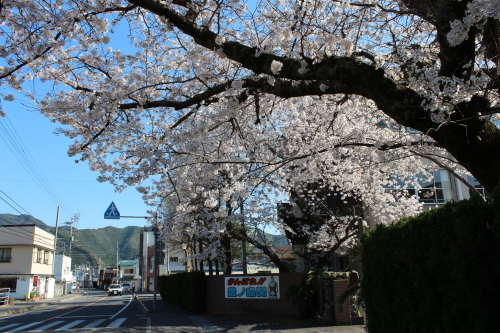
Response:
0,248,12,263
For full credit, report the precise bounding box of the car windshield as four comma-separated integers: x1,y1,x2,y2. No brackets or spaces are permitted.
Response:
122,283,130,286
109,285,121,288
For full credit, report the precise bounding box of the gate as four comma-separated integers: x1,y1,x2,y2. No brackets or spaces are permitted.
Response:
0,288,10,306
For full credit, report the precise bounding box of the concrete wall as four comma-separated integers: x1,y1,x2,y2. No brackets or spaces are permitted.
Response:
54,281,66,298
205,273,302,316
54,255,72,282
0,246,33,274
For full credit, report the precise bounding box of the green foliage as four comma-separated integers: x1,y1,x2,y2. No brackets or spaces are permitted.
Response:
0,214,142,266
286,270,320,318
158,271,207,314
361,191,500,333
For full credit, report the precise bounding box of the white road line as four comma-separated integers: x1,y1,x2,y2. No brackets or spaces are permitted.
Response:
109,295,133,320
55,320,85,331
6,322,42,333
59,315,110,318
139,316,151,333
1,323,20,332
82,319,106,329
107,318,126,328
29,321,65,332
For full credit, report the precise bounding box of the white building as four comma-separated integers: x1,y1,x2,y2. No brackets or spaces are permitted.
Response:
118,260,141,292
0,224,56,299
54,255,72,295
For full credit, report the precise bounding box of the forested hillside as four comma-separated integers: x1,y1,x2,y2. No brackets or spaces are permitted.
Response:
0,214,288,267
0,213,142,266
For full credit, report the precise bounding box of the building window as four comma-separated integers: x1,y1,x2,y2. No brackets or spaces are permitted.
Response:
44,251,49,264
0,277,17,291
124,268,133,274
467,175,490,200
252,253,263,261
37,248,43,263
0,248,12,262
150,256,155,266
417,170,454,204
169,257,178,263
389,170,454,205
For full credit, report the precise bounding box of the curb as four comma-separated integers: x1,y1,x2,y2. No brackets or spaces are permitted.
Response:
0,302,53,317
134,293,150,314
0,294,83,317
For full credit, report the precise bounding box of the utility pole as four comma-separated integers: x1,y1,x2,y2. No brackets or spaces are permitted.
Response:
65,213,79,257
116,241,119,282
66,221,74,257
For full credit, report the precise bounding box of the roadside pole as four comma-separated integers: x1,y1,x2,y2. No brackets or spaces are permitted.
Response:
104,202,156,310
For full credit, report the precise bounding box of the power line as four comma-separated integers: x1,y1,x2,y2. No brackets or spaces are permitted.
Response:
0,222,54,248
0,115,77,216
0,188,33,217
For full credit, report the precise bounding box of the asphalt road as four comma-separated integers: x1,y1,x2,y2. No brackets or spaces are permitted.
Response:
0,290,207,333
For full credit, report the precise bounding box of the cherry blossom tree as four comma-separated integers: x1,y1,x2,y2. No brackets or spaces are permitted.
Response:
1,0,500,264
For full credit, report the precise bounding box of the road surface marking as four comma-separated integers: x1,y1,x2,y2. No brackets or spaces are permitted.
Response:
107,318,127,327
5,322,42,333
55,320,85,330
109,296,133,320
189,316,223,333
42,296,108,322
139,316,151,333
59,315,110,318
82,319,106,329
1,324,20,332
29,321,65,332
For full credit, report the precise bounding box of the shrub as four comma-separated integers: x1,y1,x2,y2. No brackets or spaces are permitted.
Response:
286,270,320,318
360,189,500,333
158,271,206,314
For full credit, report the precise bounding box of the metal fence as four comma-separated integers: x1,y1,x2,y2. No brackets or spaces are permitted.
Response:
0,288,10,306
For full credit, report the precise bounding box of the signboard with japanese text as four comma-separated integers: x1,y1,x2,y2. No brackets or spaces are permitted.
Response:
225,275,280,299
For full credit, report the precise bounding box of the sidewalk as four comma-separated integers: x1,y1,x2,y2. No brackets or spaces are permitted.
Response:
0,293,83,317
136,293,366,333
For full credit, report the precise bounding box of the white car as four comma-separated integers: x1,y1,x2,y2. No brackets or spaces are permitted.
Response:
108,284,122,296
122,283,131,293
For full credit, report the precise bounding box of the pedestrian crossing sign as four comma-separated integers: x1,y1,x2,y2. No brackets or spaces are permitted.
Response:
104,202,120,219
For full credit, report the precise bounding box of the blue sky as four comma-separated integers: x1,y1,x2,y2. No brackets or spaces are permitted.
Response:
0,95,152,230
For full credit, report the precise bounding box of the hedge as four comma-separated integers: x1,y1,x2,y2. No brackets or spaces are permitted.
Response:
360,188,500,333
158,271,207,314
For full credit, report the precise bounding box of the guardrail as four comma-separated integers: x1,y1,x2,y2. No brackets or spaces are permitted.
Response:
0,288,10,306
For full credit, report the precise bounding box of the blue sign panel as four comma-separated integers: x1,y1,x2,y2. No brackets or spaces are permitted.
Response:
104,202,120,219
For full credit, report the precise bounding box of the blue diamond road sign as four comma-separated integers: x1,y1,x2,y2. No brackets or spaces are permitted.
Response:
104,201,120,219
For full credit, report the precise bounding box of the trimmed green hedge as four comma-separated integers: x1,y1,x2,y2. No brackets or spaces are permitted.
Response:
158,271,207,314
361,189,500,333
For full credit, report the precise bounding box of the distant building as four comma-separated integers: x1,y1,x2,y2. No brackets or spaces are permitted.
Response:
54,255,72,295
118,260,141,291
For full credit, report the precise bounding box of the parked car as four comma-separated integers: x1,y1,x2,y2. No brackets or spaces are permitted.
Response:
122,283,131,293
108,284,122,296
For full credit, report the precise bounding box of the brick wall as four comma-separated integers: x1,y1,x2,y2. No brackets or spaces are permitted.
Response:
205,273,302,316
333,279,351,325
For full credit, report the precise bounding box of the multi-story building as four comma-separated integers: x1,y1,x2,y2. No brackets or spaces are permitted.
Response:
118,260,141,292
0,224,56,299
277,168,489,273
